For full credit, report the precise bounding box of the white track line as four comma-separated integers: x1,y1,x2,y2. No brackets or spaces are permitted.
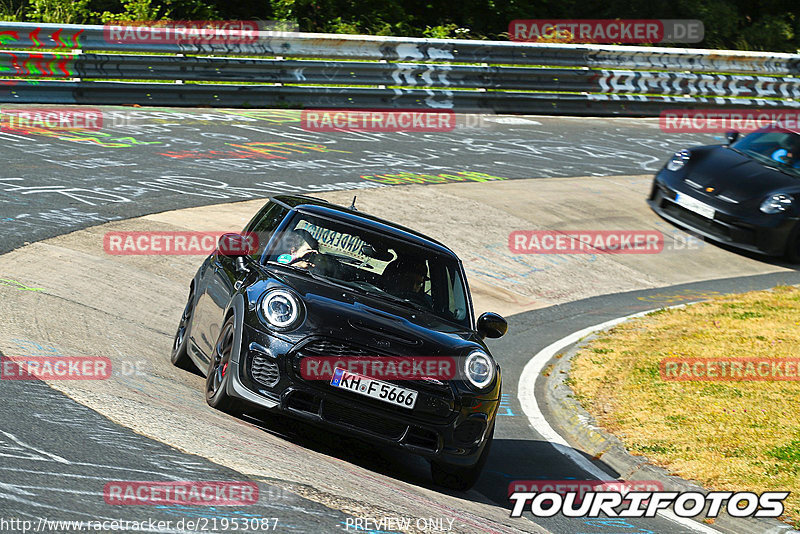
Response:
517,308,721,533
0,131,36,142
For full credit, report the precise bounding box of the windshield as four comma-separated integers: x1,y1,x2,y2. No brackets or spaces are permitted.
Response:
731,129,800,177
265,212,471,328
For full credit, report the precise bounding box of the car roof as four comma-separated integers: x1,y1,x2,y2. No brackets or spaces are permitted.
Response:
758,124,800,136
269,194,457,257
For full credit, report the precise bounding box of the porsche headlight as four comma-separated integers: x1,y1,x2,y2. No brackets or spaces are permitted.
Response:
464,351,495,389
261,289,301,329
666,150,691,172
760,194,793,214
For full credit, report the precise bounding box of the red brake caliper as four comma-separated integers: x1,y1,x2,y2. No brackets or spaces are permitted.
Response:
222,362,228,377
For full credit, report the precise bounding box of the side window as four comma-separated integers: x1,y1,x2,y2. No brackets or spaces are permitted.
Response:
736,132,792,156
243,202,288,261
447,268,468,322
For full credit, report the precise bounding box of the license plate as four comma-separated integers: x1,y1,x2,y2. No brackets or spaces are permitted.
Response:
330,368,417,409
674,192,715,219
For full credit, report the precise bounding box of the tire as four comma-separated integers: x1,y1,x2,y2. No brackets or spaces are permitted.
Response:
430,425,494,491
170,289,196,371
205,317,243,414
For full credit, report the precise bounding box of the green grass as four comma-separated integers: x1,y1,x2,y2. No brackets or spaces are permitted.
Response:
571,285,800,526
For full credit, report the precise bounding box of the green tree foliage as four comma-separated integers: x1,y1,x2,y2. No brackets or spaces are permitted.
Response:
97,0,166,23
0,0,25,21
0,0,797,52
26,0,92,23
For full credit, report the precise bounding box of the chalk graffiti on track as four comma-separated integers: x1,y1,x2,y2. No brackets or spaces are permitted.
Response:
0,107,714,254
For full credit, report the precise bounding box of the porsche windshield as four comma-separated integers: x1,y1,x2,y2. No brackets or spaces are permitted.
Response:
265,213,471,328
731,130,800,177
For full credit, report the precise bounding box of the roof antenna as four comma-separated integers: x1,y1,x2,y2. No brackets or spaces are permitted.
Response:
349,195,358,211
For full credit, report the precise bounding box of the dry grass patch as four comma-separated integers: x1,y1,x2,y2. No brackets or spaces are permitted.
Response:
571,285,800,527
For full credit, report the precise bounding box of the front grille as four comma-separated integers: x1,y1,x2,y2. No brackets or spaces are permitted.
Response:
662,201,757,245
322,400,408,440
292,337,457,423
662,202,731,238
302,339,374,358
296,338,453,392
251,353,280,387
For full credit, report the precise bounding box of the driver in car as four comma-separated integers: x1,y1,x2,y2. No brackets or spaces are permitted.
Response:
383,257,433,308
278,229,318,268
770,136,800,168
279,229,341,277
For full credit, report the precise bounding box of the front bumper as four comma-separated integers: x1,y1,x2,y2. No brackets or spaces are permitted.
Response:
648,171,799,257
228,325,499,466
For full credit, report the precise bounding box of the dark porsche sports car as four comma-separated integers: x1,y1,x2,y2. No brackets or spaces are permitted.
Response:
648,127,800,262
170,195,507,490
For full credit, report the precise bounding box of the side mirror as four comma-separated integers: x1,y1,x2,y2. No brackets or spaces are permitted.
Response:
218,232,257,258
477,312,508,339
725,131,740,145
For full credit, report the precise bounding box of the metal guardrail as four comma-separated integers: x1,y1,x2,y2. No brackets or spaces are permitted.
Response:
0,21,798,113
5,52,800,99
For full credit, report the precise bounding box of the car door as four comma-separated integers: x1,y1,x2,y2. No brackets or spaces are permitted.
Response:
190,249,238,364
191,201,289,361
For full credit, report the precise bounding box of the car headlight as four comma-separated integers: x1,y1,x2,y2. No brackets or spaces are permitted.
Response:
464,350,495,389
666,150,690,172
261,289,302,329
760,194,793,214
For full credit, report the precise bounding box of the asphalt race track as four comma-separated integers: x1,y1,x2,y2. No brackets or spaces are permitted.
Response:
0,377,354,533
1,107,798,534
0,108,711,254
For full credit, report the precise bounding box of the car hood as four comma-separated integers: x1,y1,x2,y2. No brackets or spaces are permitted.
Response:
685,147,800,203
252,269,483,357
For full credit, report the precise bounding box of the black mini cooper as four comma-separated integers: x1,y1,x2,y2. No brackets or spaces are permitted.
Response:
171,195,507,490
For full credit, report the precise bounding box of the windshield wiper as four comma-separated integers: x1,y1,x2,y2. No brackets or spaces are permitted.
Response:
269,261,305,274
269,261,329,282
320,279,431,314
370,291,432,313
756,160,800,178
766,163,800,178
734,149,800,177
